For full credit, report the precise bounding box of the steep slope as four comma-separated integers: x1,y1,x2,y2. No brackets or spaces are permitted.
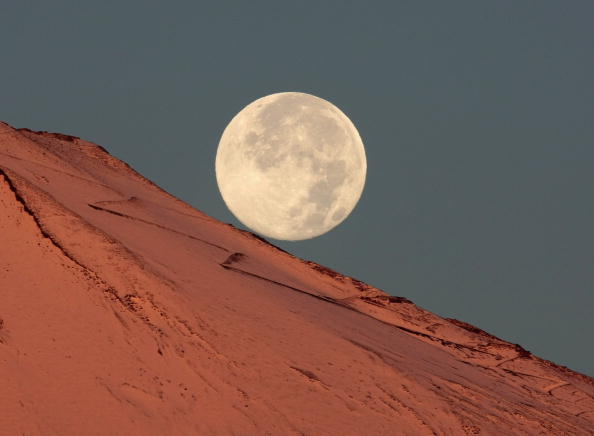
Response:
1,121,593,435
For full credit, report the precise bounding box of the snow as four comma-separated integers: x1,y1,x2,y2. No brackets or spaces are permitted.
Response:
1,121,593,435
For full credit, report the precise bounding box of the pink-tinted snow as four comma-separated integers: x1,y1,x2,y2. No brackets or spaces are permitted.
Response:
1,122,593,435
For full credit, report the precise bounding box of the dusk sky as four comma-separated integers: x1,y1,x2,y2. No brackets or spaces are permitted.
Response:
2,1,593,376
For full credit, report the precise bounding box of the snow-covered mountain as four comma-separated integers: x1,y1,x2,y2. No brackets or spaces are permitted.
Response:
1,121,593,435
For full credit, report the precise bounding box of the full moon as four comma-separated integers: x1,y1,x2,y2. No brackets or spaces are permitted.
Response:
216,92,367,241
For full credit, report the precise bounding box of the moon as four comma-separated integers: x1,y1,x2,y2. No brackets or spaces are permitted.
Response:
215,92,367,241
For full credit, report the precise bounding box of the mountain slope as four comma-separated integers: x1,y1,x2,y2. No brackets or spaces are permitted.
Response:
1,121,593,435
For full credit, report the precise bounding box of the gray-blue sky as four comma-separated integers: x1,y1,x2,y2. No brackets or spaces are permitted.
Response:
2,1,593,376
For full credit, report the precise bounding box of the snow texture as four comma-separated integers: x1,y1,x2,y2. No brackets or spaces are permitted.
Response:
1,121,593,435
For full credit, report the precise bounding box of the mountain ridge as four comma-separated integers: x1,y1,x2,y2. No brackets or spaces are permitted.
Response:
1,121,593,435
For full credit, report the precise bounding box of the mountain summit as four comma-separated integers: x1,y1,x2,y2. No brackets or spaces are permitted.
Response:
1,122,592,435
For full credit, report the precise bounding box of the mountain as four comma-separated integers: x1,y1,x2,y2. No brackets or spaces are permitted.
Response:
1,121,593,435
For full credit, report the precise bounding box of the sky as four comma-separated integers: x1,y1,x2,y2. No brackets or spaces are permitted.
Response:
2,1,593,376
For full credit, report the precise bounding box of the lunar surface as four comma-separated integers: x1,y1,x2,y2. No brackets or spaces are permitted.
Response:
216,92,367,241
